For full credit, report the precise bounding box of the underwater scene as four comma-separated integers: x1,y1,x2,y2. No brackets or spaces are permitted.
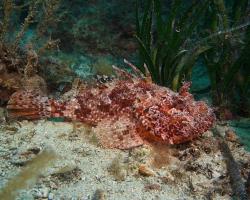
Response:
0,0,250,199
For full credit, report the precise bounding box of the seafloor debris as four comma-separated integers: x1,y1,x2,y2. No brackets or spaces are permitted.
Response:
138,164,156,177
213,126,249,200
107,155,127,181
150,143,171,168
0,149,56,200
51,166,82,183
184,161,213,179
144,183,161,191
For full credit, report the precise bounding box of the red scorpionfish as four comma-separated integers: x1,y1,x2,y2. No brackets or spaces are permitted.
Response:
7,62,215,149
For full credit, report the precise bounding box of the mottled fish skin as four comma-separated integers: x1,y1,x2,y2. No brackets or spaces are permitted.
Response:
7,78,215,149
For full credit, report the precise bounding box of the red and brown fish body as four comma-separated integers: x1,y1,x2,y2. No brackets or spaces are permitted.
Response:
7,78,215,149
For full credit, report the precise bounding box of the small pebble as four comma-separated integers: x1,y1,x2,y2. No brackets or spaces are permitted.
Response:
138,164,155,177
48,192,54,200
92,189,106,200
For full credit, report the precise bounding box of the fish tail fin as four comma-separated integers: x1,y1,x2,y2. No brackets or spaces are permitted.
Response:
7,90,52,120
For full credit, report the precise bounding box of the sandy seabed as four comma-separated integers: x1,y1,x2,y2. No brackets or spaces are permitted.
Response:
0,119,249,200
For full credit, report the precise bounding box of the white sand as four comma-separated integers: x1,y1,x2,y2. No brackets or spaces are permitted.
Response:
0,120,249,200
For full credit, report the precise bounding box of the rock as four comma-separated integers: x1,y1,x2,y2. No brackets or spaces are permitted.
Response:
144,183,161,191
92,189,106,200
71,55,93,78
33,187,49,198
10,148,41,166
27,147,41,155
202,130,213,138
246,172,250,197
49,181,58,189
160,171,175,184
225,129,238,142
51,166,81,182
48,192,54,200
22,75,47,95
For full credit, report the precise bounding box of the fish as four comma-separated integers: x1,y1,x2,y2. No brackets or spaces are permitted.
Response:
7,62,215,149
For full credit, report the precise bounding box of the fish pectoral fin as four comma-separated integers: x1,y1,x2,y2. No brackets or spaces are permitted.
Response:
93,117,144,149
